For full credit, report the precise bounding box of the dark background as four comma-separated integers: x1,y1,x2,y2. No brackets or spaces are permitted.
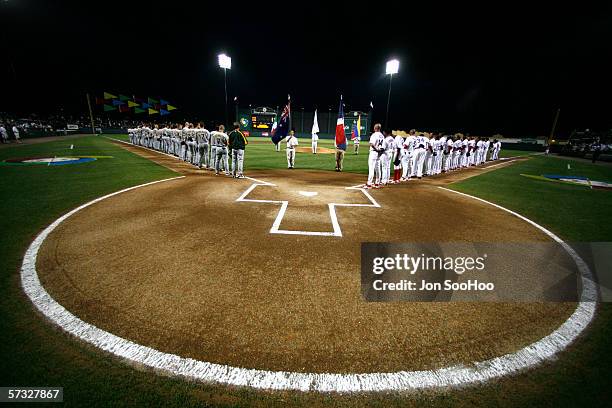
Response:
1,1,611,136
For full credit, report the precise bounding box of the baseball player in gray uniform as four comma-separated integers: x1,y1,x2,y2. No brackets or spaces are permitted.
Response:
212,125,229,175
0,124,7,143
186,124,198,164
196,123,211,169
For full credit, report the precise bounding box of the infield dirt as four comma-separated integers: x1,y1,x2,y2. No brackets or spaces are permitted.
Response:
36,143,576,374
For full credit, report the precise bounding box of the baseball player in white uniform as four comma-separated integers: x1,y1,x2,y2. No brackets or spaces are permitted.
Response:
365,124,384,188
491,139,502,160
286,129,299,168
311,131,318,154
128,127,135,144
426,134,435,175
392,133,405,183
12,125,21,143
460,136,469,168
401,130,416,181
381,130,394,185
435,134,446,174
483,138,491,162
411,134,427,179
443,135,454,172
468,137,477,166
452,136,462,170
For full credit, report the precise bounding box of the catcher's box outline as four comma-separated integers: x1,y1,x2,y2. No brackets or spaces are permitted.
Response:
237,176,380,237
20,173,598,393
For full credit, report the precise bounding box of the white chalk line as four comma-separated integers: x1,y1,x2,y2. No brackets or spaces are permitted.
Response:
19,152,598,393
235,179,380,237
107,137,201,169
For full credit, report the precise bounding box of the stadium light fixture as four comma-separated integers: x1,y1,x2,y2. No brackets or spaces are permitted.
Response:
385,59,399,126
386,59,399,75
218,53,232,125
218,53,232,70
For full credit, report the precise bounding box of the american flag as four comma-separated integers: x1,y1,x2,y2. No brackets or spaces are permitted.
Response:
272,94,290,145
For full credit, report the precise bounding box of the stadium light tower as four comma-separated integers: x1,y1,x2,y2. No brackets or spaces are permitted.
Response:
385,59,399,127
218,53,232,125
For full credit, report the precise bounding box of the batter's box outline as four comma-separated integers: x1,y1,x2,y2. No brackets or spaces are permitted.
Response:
236,177,380,237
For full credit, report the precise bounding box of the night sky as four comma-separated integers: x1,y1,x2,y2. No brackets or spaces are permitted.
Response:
1,1,611,136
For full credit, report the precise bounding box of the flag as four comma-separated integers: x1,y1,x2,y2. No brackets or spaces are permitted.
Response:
335,95,347,151
104,91,117,99
167,104,177,111
103,104,116,112
148,108,159,115
272,94,290,145
351,115,361,141
311,109,319,134
127,101,138,108
370,101,374,109
134,107,145,114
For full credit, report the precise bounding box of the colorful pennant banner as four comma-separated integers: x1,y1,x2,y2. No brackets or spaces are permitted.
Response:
98,91,178,115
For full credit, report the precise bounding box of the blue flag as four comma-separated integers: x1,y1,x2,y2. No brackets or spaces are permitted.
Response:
272,95,290,145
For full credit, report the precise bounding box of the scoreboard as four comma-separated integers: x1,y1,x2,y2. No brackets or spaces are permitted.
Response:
237,107,277,136
251,112,276,131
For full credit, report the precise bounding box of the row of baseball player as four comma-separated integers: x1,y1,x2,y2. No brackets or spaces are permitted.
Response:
127,123,249,178
0,124,22,143
365,124,502,189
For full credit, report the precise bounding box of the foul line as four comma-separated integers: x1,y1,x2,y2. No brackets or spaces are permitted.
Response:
106,137,201,169
19,156,598,393
236,178,380,237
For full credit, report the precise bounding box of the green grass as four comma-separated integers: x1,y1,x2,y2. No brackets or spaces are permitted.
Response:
109,133,536,174
448,155,612,241
0,135,611,407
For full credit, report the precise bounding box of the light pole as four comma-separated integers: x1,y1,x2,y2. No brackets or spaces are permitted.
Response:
301,107,304,135
385,59,399,127
218,53,232,126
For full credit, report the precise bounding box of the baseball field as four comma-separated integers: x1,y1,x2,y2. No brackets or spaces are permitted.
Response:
1,135,611,407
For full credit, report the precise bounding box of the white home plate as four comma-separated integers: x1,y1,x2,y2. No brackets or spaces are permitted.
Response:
298,191,318,197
